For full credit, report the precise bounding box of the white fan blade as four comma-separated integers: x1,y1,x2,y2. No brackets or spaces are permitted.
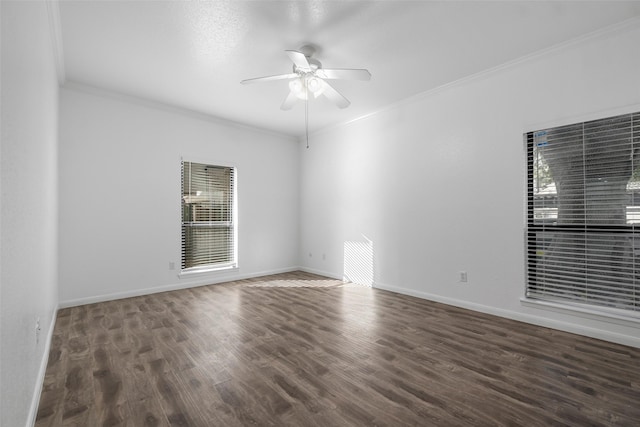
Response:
319,80,350,109
286,50,311,71
241,73,298,84
281,91,298,110
316,68,371,81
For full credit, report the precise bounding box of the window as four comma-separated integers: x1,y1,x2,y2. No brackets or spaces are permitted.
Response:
181,161,236,272
526,112,640,317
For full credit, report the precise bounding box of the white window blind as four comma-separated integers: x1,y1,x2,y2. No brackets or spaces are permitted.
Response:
526,112,640,316
181,161,236,271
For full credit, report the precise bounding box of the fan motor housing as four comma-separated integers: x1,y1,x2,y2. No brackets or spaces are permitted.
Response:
293,57,321,74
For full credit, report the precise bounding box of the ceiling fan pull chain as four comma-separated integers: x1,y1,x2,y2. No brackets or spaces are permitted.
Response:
305,80,310,149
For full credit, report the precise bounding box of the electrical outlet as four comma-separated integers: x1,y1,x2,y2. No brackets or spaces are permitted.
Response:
459,271,468,283
322,253,326,261
169,261,175,270
35,317,41,344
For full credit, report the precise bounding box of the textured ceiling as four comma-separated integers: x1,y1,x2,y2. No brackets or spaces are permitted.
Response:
57,1,640,138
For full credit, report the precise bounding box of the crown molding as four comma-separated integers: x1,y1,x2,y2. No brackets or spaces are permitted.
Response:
62,80,298,142
46,0,66,85
310,15,640,140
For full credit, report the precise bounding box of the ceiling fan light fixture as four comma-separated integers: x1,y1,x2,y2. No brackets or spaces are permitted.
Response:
289,75,324,100
289,78,304,98
289,77,309,100
307,77,324,97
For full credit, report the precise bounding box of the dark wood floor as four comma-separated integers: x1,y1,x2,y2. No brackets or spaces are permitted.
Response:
36,271,640,426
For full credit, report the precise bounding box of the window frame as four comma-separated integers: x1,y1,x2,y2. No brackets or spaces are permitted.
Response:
180,159,238,276
524,112,640,321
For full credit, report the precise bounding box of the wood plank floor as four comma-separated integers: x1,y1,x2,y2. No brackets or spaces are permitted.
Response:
36,271,640,426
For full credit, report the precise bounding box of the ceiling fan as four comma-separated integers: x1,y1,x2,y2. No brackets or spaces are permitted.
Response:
240,45,371,110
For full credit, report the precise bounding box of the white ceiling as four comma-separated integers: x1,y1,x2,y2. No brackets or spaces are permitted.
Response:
57,1,640,138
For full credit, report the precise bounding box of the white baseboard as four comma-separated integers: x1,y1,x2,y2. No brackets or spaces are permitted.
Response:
26,307,58,427
58,265,640,348
373,281,640,349
297,266,344,281
59,266,300,308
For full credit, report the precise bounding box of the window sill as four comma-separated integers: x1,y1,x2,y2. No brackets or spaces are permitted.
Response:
520,297,640,328
179,264,238,279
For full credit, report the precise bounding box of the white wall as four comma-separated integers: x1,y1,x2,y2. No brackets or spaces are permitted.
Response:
300,21,640,347
58,86,299,305
1,2,60,426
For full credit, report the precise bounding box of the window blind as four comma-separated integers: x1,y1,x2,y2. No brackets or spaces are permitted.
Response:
526,112,640,316
181,161,236,271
